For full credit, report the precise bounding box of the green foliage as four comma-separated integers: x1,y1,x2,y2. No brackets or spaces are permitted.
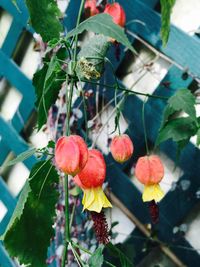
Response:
156,89,199,152
76,35,110,80
197,128,200,146
106,243,133,267
1,148,36,168
33,54,65,130
162,89,197,125
160,0,176,46
156,117,197,145
2,160,59,267
25,0,63,42
88,245,104,267
66,14,136,54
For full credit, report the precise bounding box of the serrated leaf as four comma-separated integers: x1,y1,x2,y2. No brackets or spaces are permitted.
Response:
156,117,197,145
66,14,136,54
25,0,63,42
106,243,133,267
3,160,59,267
162,89,197,126
33,56,65,130
160,0,176,46
88,245,104,267
0,180,31,240
1,148,36,168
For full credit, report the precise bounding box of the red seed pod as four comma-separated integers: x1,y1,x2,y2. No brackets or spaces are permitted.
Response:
74,149,106,188
55,135,88,176
135,155,164,185
110,134,134,163
148,200,159,224
104,3,126,27
84,0,99,18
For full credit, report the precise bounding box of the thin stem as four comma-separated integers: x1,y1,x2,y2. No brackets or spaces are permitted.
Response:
71,241,116,267
81,79,168,100
73,0,85,64
62,2,85,266
70,243,85,267
142,98,149,155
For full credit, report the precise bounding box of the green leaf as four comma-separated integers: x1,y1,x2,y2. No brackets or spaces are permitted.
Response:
0,180,31,241
196,128,200,146
156,117,197,145
25,0,63,42
88,245,104,267
106,243,133,267
66,14,136,54
162,89,197,126
33,55,65,130
3,160,59,267
1,148,36,168
76,35,110,80
160,0,176,46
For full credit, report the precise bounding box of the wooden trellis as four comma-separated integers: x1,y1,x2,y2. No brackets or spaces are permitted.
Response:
0,0,200,266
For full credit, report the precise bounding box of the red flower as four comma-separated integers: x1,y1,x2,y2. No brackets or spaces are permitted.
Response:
135,155,164,185
110,134,134,163
74,149,112,213
85,0,99,18
135,155,165,202
55,135,88,176
104,3,126,27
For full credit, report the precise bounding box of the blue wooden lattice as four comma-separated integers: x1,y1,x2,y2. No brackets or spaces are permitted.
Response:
0,0,200,266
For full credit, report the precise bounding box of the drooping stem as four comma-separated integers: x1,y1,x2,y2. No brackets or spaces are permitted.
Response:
142,98,149,155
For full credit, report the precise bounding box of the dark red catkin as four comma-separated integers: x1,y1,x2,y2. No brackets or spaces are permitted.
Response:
148,200,159,224
90,211,110,244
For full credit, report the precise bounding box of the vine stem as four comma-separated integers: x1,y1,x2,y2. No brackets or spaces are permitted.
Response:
71,241,116,267
142,97,149,155
81,79,169,100
62,1,85,266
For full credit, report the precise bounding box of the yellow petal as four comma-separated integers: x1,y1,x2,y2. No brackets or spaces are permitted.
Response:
82,187,112,213
142,184,164,202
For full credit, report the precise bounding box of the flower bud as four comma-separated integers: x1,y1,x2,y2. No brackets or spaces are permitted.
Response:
74,149,106,188
135,155,164,185
55,135,88,176
85,0,99,18
110,134,134,163
104,3,126,27
135,155,164,202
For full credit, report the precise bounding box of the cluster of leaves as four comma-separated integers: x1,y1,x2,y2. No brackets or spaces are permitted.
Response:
1,160,59,267
156,89,200,153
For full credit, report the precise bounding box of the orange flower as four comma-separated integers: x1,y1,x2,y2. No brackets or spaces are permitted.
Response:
110,134,134,163
84,0,99,18
74,149,112,213
135,155,164,202
104,3,126,27
55,135,88,176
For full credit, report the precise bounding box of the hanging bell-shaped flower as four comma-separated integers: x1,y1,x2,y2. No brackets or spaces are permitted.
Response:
135,155,165,202
84,0,99,18
55,135,88,176
110,134,134,163
104,3,126,27
74,149,112,213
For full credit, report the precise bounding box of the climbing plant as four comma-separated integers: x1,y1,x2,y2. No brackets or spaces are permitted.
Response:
2,0,200,266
